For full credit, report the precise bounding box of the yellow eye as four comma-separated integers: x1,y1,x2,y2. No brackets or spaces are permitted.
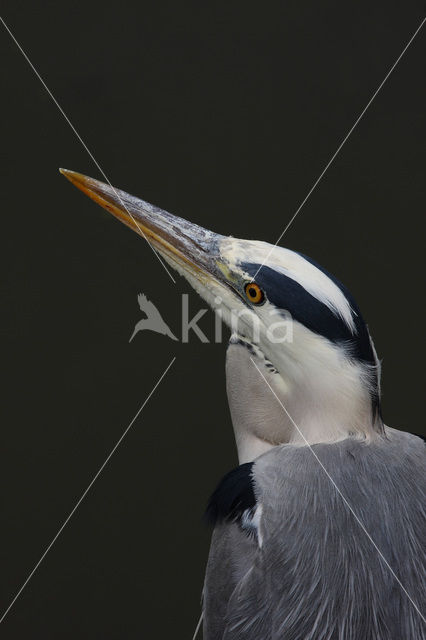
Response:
244,282,264,305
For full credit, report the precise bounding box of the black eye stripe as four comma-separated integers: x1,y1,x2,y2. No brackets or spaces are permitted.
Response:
241,262,375,363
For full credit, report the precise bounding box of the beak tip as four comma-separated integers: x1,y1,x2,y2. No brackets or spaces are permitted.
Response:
59,168,89,191
59,168,77,181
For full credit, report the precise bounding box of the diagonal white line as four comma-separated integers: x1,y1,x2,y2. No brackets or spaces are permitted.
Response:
0,357,176,625
192,611,203,639
0,15,176,284
253,16,426,280
250,357,426,623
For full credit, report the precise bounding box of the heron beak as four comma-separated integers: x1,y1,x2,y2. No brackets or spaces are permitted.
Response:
60,169,224,284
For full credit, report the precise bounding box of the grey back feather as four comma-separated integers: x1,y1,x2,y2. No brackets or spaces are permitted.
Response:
203,430,426,639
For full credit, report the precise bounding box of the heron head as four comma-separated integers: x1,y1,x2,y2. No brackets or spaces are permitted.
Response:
61,170,383,461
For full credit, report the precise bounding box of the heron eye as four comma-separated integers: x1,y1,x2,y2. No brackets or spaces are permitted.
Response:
244,282,264,305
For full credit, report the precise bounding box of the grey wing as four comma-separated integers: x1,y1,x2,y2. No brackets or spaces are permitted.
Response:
203,524,260,640
204,433,426,640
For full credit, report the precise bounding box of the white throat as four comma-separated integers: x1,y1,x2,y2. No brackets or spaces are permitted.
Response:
226,332,379,464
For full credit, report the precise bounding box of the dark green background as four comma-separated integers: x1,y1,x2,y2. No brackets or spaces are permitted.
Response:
1,2,425,638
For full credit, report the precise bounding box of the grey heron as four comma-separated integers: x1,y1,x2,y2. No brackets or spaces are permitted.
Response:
61,169,425,639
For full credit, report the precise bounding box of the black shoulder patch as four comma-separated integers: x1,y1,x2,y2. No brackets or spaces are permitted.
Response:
204,462,256,527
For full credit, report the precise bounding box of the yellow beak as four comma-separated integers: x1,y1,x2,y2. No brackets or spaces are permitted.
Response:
60,169,223,282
